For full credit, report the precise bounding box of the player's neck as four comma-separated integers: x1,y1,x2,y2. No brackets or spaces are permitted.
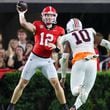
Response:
46,24,53,29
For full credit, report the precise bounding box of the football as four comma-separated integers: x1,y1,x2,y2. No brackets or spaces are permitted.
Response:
16,1,28,12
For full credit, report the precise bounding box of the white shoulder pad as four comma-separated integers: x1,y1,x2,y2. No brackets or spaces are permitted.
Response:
86,27,96,35
60,34,70,44
90,28,96,35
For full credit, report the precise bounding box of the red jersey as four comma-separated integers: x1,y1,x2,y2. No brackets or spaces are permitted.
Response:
32,20,65,58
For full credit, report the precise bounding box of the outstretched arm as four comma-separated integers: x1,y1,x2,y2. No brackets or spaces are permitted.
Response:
100,39,110,50
59,41,71,88
60,41,71,78
16,1,36,34
94,32,110,50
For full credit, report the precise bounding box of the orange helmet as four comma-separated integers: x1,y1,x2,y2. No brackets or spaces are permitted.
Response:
41,6,58,24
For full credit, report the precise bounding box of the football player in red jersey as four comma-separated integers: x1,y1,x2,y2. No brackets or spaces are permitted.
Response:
7,1,69,110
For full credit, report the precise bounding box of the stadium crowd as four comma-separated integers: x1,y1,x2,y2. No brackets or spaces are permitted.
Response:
0,28,110,80
0,28,34,79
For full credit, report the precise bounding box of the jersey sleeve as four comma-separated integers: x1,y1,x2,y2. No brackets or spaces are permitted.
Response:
33,21,37,29
33,21,40,31
60,27,65,35
58,26,65,36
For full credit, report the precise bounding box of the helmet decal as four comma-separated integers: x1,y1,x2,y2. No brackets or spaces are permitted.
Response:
66,18,82,33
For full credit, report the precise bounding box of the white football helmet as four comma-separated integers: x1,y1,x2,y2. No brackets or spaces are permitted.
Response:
41,6,58,25
66,18,82,33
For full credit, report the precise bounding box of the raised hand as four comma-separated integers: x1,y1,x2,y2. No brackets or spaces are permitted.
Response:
16,0,28,13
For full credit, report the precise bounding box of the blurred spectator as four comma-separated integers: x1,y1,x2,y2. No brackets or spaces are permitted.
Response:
6,39,19,59
97,33,109,71
94,43,100,71
107,33,110,56
24,40,34,61
17,28,28,51
103,33,110,70
107,33,110,41
0,32,3,49
7,46,25,71
0,49,6,68
94,32,102,71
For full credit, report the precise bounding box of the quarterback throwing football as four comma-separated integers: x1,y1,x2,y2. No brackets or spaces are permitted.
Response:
7,1,69,110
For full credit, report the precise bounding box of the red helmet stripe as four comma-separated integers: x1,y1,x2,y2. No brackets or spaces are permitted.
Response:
49,6,52,12
74,19,79,28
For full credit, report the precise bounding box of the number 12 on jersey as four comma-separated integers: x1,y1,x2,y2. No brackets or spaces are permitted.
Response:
40,32,54,46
